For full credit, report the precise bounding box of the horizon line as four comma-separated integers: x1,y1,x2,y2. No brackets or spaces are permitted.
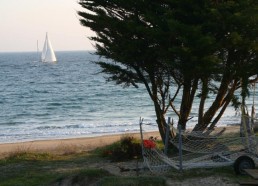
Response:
0,49,96,53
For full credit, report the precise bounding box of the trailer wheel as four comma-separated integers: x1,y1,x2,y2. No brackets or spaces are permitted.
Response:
234,156,255,175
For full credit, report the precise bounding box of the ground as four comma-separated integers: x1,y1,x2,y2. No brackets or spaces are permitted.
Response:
85,159,240,185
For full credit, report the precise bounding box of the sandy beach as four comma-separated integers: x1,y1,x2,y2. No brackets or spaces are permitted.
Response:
0,125,241,158
0,131,161,158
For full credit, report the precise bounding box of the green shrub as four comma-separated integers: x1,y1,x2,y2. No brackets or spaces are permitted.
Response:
103,136,142,161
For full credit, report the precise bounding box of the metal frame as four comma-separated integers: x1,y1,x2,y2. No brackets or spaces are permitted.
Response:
139,118,258,173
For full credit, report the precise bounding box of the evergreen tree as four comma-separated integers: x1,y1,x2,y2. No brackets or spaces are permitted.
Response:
78,0,258,141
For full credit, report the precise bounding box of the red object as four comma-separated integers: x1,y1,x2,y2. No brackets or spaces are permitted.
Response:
143,140,156,149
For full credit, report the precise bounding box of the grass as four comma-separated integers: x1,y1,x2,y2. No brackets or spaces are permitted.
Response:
0,135,253,186
166,166,239,182
0,151,94,186
98,176,167,186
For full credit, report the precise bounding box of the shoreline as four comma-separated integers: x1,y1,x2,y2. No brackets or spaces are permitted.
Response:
0,125,241,158
0,123,240,145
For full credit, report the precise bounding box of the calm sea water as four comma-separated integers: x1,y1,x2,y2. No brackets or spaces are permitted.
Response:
0,51,255,143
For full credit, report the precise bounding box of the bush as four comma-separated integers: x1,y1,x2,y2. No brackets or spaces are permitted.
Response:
103,136,142,161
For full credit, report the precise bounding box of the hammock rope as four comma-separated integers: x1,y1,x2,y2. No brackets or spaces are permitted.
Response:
140,118,258,173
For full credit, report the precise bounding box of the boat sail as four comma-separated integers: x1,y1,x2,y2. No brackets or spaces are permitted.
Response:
41,33,57,62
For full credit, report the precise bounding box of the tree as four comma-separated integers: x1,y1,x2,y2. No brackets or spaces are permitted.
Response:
78,0,258,142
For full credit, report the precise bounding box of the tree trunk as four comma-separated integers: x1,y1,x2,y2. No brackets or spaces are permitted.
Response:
178,78,198,130
148,73,168,143
153,101,167,143
193,74,231,131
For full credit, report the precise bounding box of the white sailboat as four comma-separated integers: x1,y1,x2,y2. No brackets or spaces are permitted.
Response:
41,33,57,63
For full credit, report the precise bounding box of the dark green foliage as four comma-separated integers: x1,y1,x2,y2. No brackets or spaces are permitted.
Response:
78,0,258,136
102,136,142,161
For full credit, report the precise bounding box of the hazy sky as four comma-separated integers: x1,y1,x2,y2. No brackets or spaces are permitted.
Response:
0,0,95,52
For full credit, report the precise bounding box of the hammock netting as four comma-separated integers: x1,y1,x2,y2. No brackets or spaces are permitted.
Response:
140,116,258,173
169,127,257,155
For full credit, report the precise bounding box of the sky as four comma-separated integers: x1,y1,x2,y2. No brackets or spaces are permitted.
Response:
0,0,95,52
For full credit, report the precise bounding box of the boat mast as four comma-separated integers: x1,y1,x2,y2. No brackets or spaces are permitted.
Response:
37,40,40,62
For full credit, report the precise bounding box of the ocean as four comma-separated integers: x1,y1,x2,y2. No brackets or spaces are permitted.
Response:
0,51,256,143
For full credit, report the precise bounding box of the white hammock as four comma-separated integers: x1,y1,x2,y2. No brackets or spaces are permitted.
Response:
169,129,257,155
140,119,257,173
141,143,237,173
